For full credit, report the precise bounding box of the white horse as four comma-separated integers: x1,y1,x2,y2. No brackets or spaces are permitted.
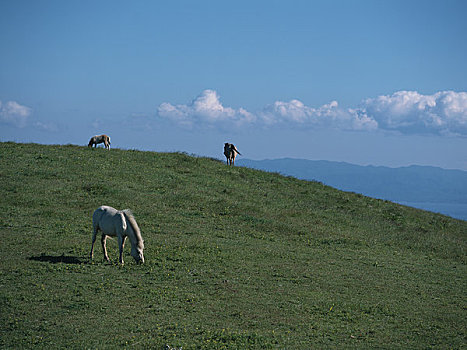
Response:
90,206,144,264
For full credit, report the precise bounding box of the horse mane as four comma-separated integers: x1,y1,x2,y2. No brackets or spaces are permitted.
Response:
122,209,144,250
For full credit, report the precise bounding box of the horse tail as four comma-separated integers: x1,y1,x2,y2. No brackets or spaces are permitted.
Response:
231,144,241,155
122,210,144,249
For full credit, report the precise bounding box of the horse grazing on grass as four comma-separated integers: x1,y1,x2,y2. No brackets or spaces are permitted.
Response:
90,206,144,264
88,134,111,149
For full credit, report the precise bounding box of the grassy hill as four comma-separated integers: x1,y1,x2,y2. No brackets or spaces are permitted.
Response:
0,142,465,349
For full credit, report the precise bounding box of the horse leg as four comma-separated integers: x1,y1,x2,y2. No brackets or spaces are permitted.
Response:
101,235,110,262
118,235,127,264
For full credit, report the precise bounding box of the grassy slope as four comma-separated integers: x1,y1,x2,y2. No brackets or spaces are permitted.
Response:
0,142,465,349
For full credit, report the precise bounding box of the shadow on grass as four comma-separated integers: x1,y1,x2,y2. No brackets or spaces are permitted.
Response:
28,254,85,264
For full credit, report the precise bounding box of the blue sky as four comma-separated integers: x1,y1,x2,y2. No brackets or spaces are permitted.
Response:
1,0,466,169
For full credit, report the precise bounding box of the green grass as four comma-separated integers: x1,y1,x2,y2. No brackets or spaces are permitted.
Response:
0,142,465,349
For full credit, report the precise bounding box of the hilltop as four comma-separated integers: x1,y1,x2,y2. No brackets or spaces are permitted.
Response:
0,142,465,349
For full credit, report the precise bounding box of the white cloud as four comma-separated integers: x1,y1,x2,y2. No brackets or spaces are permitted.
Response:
260,99,378,131
157,89,255,127
0,100,32,127
361,91,467,135
157,90,467,136
33,121,59,132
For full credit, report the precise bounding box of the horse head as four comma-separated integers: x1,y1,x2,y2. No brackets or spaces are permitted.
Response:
131,245,144,264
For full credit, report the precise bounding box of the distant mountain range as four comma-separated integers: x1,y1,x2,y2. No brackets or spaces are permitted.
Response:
237,158,467,220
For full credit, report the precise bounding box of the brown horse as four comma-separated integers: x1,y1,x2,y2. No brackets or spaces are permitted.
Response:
224,143,241,165
88,134,111,149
